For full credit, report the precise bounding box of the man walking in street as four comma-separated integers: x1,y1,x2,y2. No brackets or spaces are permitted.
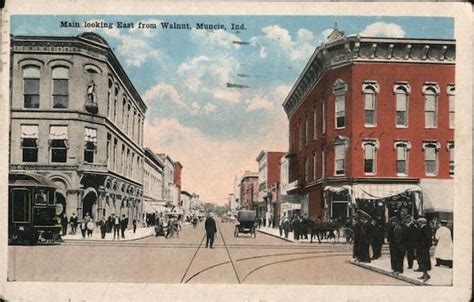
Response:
205,212,217,248
112,213,120,240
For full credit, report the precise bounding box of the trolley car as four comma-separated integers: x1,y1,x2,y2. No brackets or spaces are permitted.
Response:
234,210,257,238
9,172,62,244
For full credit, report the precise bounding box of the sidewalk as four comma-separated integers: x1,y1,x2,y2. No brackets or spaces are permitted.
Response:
350,256,452,286
258,226,350,244
62,226,154,242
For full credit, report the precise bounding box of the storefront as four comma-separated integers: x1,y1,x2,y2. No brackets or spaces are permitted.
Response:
324,183,423,223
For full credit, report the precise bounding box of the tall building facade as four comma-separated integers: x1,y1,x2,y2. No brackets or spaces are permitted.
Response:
143,148,165,214
10,33,147,224
282,30,455,222
239,172,259,210
256,151,285,225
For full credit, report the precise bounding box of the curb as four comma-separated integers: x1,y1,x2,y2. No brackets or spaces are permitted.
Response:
257,229,351,245
257,229,294,242
63,233,154,243
350,260,429,286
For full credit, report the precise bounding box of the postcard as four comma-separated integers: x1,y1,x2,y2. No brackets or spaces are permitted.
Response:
1,1,472,301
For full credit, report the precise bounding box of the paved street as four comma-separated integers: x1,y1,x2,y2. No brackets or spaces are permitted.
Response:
8,221,406,285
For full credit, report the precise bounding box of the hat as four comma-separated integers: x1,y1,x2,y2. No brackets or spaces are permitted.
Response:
417,217,427,224
440,219,448,224
388,216,399,222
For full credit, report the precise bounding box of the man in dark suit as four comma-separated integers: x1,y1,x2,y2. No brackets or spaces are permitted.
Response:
205,212,217,248
121,214,129,239
404,215,418,269
60,214,68,236
112,214,120,240
415,217,432,282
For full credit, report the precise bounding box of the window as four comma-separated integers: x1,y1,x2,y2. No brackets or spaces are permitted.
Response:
313,108,318,140
304,116,308,146
49,126,68,163
23,66,40,108
313,152,317,180
52,67,69,108
322,99,326,133
395,85,409,127
304,158,309,182
448,143,454,176
395,142,410,175
333,80,347,129
448,85,455,129
21,125,39,162
106,133,111,169
84,128,97,163
334,144,345,175
423,142,439,176
424,84,439,128
298,122,304,151
113,138,117,171
321,146,326,177
107,78,113,117
363,83,378,127
121,145,125,174
363,141,377,174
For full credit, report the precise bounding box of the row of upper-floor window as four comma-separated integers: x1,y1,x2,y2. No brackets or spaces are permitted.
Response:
20,65,144,146
292,81,455,151
106,133,143,182
300,140,454,182
144,168,163,197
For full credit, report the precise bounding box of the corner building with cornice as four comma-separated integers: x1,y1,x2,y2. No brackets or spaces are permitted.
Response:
282,30,455,223
10,33,147,225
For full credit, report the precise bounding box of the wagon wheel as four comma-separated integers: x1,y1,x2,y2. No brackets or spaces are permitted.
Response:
234,226,239,237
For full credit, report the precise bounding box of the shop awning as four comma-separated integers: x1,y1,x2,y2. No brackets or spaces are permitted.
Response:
142,200,166,214
351,183,421,200
420,179,453,213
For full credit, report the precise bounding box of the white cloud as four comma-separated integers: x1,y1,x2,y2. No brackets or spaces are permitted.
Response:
360,22,406,38
191,29,241,50
143,83,186,108
144,117,287,203
245,96,275,112
203,103,218,114
213,89,241,103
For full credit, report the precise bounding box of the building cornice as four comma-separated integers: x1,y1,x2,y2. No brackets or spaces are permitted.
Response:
282,35,455,118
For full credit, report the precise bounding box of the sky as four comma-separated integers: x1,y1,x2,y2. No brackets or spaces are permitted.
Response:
11,15,454,204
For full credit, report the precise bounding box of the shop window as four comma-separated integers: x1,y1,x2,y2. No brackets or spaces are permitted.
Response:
52,67,69,108
49,126,68,163
84,128,97,163
23,66,40,108
21,125,39,162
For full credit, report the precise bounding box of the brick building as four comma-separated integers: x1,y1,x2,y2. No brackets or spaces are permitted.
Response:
239,172,259,210
256,151,285,226
10,32,147,224
282,29,455,222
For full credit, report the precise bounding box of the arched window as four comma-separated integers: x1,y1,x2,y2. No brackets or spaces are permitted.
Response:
423,142,440,176
52,67,69,108
333,80,348,129
23,66,40,108
363,85,377,126
334,143,346,176
447,85,455,129
362,140,378,174
394,141,410,176
424,84,439,128
394,85,409,127
447,142,454,176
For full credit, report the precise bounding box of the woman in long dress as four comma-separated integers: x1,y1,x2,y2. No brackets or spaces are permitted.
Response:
434,220,453,268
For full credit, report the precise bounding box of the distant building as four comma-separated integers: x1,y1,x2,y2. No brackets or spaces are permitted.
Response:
143,148,165,215
282,29,455,222
180,190,192,217
256,151,285,226
158,153,181,206
9,33,146,224
279,154,301,218
239,171,259,211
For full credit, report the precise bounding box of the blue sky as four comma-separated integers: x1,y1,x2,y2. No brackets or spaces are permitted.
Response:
11,15,454,203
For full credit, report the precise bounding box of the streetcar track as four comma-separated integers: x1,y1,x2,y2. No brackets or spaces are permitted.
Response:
217,222,241,283
179,233,206,283
184,250,353,283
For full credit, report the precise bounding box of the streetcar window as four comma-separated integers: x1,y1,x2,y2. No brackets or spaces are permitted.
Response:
11,189,30,222
34,189,48,205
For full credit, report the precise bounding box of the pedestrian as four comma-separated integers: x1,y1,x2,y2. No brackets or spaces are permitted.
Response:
283,216,290,239
61,214,68,236
434,220,453,268
415,217,432,282
112,214,120,240
370,217,384,259
192,216,198,229
301,214,309,240
392,217,406,274
99,217,107,239
70,213,78,235
278,213,286,236
79,220,86,239
358,217,372,263
205,212,217,248
106,215,113,233
121,214,128,239
132,218,137,234
404,215,418,269
86,218,94,238
352,213,361,260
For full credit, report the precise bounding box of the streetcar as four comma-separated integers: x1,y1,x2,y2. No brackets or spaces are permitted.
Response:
234,210,257,238
9,172,62,244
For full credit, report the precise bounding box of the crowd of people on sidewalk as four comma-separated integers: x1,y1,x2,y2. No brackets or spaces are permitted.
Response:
352,210,453,283
59,212,137,240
